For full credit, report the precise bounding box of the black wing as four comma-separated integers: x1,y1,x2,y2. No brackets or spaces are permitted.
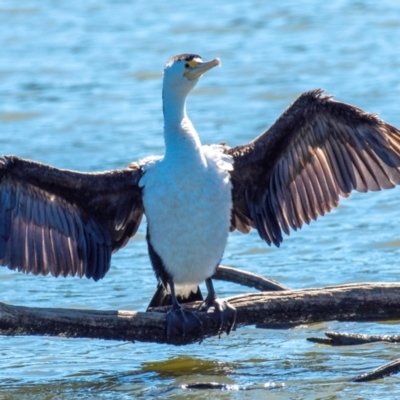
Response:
0,156,144,280
228,89,400,246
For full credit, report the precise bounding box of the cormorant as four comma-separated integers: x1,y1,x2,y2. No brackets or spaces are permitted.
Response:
2,54,400,337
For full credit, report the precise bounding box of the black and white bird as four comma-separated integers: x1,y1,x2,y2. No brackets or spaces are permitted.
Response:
2,54,400,337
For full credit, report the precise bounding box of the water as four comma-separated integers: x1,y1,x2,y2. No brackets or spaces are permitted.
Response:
1,0,400,398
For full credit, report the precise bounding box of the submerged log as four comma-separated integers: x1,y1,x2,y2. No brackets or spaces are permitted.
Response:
1,282,400,345
213,265,289,291
308,331,400,346
352,358,400,382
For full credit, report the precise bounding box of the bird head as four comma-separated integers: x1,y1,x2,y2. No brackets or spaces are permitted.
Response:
163,54,221,95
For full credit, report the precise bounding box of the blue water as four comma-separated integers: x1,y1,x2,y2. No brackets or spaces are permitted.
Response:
1,0,400,398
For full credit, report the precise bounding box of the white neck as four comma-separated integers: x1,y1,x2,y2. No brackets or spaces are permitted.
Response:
162,84,202,159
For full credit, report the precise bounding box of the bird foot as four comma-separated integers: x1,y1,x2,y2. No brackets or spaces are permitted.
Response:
166,306,202,339
199,298,236,335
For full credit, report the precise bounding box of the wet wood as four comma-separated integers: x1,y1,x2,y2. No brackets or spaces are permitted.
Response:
352,358,400,382
308,331,400,346
1,282,400,345
214,265,289,291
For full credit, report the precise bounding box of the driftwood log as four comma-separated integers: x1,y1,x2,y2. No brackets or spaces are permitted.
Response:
1,281,400,346
352,358,400,382
213,265,289,291
308,331,400,346
307,331,400,382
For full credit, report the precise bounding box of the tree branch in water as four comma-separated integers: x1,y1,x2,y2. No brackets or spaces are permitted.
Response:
214,265,289,291
307,331,400,346
352,358,400,382
1,282,400,345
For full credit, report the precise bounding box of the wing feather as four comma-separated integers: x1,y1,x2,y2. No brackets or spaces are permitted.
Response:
0,156,144,280
227,89,400,246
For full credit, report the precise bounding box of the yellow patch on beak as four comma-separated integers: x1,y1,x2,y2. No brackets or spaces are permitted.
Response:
188,60,198,68
184,58,220,81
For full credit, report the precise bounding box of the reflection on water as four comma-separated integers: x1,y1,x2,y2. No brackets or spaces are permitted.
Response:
373,239,400,249
1,0,400,398
0,112,41,122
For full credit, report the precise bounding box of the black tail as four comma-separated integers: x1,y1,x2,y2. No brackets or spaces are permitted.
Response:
146,283,203,310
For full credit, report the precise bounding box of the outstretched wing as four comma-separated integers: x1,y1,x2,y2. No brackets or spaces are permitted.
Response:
228,89,400,246
0,156,144,280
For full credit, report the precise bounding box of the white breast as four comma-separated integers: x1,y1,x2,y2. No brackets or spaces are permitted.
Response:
140,145,233,287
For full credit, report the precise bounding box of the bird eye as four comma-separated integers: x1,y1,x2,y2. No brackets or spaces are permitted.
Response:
185,63,190,68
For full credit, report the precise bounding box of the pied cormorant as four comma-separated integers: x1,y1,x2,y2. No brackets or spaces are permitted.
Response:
2,54,400,337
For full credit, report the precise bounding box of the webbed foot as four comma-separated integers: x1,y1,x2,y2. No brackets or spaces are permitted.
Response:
166,306,202,339
199,297,236,335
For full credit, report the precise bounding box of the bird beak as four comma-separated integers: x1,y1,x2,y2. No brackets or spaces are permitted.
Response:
184,58,221,81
